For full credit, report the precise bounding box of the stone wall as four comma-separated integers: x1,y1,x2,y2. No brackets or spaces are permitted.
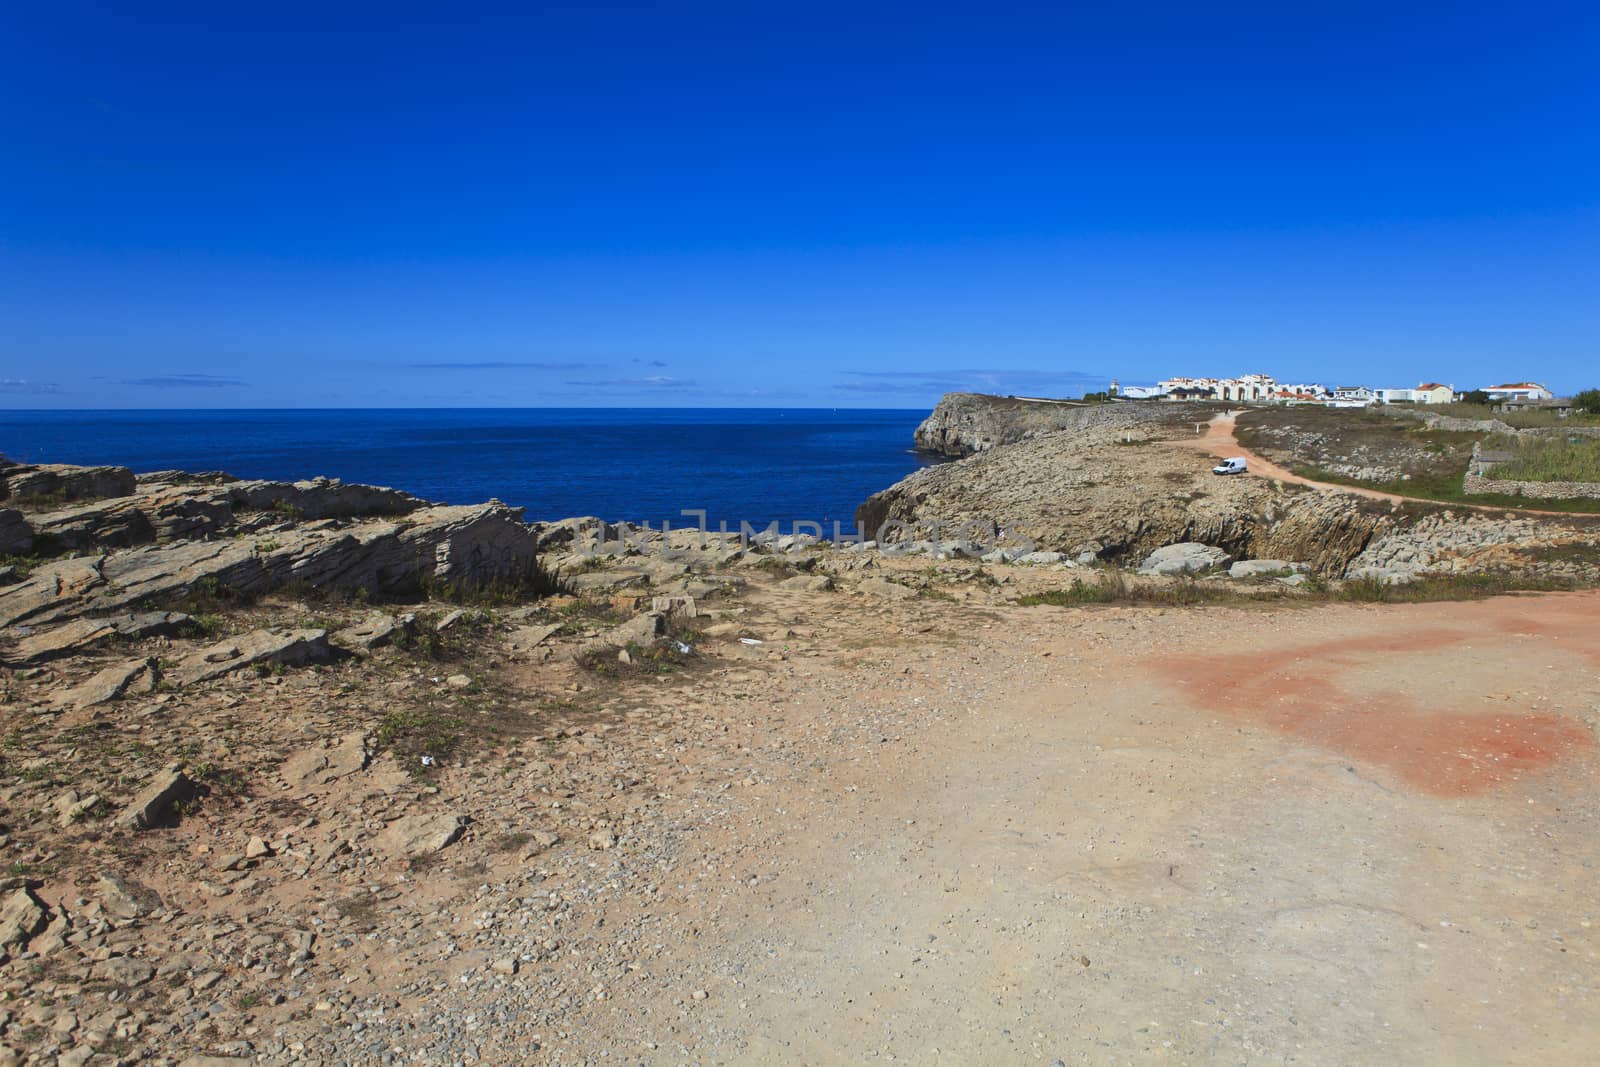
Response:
1410,412,1600,439
1462,472,1600,500
1420,414,1517,434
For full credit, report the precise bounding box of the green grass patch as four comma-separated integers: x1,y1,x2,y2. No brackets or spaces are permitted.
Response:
1489,437,1600,483
1336,573,1571,603
1291,464,1600,513
1017,569,1574,609
419,558,567,606
1425,403,1600,428
375,703,466,776
1017,572,1251,607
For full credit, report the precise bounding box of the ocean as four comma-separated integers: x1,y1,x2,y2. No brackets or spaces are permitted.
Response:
0,408,938,531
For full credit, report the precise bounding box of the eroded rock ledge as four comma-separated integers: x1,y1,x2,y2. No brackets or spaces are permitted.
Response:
913,392,1168,457
0,460,544,632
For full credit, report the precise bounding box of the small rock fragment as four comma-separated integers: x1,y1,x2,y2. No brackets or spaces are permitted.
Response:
115,763,194,829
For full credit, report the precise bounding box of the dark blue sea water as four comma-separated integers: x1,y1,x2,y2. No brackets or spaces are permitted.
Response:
0,408,937,529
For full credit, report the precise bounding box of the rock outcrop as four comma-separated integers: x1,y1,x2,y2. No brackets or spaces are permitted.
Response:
22,477,426,554
913,393,1172,457
1,501,545,630
863,409,1349,565
169,628,333,685
0,508,33,555
0,458,136,504
1138,543,1232,576
861,399,1596,578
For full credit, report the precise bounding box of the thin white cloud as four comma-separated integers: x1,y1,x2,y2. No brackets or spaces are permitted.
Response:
0,378,64,395
122,373,248,388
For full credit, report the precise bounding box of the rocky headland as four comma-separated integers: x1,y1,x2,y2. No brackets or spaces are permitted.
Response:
911,392,1169,457
868,394,1600,584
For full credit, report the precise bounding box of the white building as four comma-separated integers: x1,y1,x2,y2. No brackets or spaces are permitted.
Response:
1153,373,1325,403
1327,386,1378,408
1483,382,1554,401
1377,382,1456,405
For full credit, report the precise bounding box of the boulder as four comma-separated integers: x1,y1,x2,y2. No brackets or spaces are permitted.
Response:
0,887,47,951
1138,543,1233,577
169,628,331,686
377,813,466,858
1345,566,1417,585
115,763,194,829
333,612,414,653
1017,551,1069,565
1228,559,1310,579
95,873,151,920
858,578,918,600
91,955,155,986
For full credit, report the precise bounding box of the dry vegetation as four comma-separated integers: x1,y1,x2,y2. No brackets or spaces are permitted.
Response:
1489,435,1600,482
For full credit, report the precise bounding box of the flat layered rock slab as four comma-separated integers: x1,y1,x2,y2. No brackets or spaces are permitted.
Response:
332,612,415,653
281,731,370,789
54,657,155,709
8,616,119,664
376,813,466,858
0,502,542,628
170,628,332,686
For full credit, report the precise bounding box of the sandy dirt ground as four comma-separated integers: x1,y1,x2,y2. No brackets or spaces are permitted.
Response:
569,591,1600,1065
10,545,1600,1065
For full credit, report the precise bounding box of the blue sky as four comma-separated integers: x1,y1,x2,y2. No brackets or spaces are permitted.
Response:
2,1,1596,409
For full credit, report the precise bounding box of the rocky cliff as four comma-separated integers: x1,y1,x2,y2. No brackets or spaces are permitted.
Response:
867,404,1600,577
0,464,549,633
913,393,1171,457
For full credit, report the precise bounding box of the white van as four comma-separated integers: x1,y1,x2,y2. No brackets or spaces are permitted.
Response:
1212,457,1248,476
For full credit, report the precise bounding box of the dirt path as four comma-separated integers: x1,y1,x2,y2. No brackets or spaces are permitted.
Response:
567,592,1600,1065
1181,412,1581,517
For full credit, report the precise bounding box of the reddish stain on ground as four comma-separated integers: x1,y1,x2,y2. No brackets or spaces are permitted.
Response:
1157,622,1595,796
